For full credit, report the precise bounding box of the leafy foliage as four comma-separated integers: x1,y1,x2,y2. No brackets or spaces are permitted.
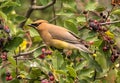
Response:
0,0,120,83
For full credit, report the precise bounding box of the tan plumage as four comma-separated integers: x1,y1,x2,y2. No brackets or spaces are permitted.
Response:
28,20,92,53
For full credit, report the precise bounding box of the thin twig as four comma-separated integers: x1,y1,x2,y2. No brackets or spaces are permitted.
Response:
13,46,42,58
100,20,120,25
52,5,56,24
105,5,115,22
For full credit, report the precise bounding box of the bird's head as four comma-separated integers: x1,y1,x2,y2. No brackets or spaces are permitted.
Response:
28,20,48,29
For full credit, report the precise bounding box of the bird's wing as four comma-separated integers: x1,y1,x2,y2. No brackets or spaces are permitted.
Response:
47,24,81,44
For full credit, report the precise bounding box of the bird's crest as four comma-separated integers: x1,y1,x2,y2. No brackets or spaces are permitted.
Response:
28,20,48,28
33,20,48,24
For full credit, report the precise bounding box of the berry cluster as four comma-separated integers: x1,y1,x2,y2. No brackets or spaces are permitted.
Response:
88,13,120,62
39,48,52,59
6,72,12,81
0,19,10,33
0,19,11,49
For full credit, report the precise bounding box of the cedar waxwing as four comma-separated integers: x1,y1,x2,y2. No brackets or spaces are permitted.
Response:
28,20,92,54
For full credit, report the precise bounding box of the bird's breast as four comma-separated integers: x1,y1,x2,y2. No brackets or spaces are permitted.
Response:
39,30,52,45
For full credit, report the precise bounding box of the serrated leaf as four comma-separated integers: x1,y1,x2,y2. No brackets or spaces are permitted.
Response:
67,66,77,78
52,50,64,69
4,37,23,51
64,20,78,34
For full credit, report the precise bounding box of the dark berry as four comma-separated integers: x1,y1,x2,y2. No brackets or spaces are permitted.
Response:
103,46,109,51
6,72,11,77
49,75,54,81
39,54,45,59
113,45,117,49
114,54,119,58
48,72,53,76
83,10,88,14
89,22,97,30
111,55,115,63
110,40,114,44
103,15,106,19
100,12,103,16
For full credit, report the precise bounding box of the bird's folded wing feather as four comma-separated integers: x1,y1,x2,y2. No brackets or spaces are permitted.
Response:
47,24,81,44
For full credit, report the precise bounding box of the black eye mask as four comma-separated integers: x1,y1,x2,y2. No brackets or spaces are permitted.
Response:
31,23,41,27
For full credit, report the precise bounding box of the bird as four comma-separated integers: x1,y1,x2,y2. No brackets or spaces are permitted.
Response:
28,20,92,54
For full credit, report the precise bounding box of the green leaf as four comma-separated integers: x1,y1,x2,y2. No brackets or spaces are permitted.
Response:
64,20,78,34
78,69,94,78
30,68,41,79
89,58,103,72
0,1,20,8
80,52,103,72
75,61,87,71
52,50,64,69
95,5,106,12
76,15,86,23
29,27,40,37
2,6,13,13
112,9,120,16
86,1,98,11
9,79,20,83
4,37,23,51
67,66,77,78
33,47,42,58
63,3,76,13
0,11,7,21
56,70,67,75
15,15,26,22
8,56,16,67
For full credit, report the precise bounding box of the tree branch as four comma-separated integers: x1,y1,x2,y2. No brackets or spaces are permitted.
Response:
31,0,56,10
19,0,56,28
100,20,120,25
13,46,42,58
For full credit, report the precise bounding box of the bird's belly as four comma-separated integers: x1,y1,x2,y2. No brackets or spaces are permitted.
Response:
50,39,75,49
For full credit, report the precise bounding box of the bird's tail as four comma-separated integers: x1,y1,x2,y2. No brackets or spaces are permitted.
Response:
74,44,92,54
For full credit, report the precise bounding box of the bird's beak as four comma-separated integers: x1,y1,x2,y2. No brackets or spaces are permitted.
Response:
27,24,37,30
28,24,34,27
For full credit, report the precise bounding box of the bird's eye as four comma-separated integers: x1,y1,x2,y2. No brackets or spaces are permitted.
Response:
32,23,41,27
